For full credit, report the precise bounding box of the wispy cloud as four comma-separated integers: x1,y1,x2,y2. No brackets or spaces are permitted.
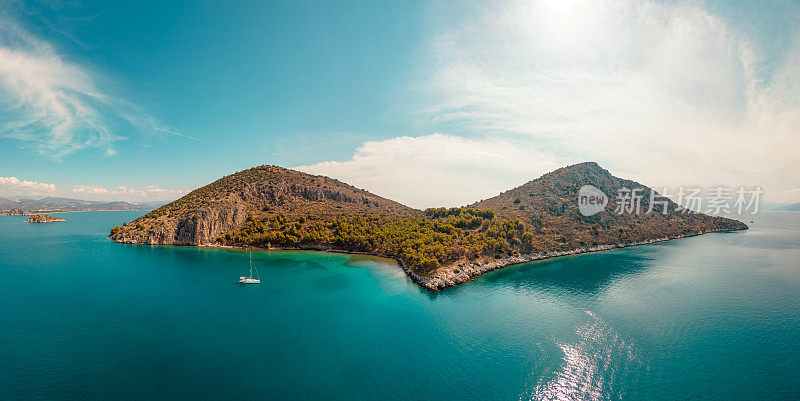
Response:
0,12,147,158
401,0,800,201
154,128,230,149
0,176,56,197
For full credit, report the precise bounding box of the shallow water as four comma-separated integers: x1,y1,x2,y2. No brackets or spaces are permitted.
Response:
1,212,798,400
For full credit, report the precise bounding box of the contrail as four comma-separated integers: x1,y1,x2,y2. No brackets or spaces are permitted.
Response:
154,128,229,149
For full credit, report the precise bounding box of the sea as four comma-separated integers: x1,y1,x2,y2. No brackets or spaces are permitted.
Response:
1,211,798,400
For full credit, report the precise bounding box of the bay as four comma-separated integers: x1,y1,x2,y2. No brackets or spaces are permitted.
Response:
1,211,798,400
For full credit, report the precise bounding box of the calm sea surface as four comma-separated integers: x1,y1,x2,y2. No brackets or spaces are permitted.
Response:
1,211,798,400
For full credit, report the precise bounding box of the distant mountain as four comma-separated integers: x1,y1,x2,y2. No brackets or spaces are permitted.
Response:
111,163,746,290
136,201,166,209
0,198,20,211
760,201,788,211
776,202,800,211
0,196,157,213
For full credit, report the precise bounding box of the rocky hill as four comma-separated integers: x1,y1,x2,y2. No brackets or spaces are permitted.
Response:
110,162,746,289
470,162,745,248
110,165,418,245
25,214,66,223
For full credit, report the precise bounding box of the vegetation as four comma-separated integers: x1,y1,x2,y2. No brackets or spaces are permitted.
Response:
220,207,531,275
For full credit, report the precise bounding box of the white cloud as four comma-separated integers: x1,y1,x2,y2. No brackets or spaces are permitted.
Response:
110,186,144,197
71,184,187,201
0,14,148,157
782,188,800,202
407,0,800,201
296,133,565,208
0,176,56,197
72,186,108,195
3,176,186,202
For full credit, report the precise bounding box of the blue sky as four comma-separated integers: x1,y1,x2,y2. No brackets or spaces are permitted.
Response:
1,0,799,207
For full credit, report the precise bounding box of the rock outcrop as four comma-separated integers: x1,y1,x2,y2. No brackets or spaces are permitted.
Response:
25,214,66,223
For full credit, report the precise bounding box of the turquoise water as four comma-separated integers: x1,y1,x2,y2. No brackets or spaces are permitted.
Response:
1,212,799,400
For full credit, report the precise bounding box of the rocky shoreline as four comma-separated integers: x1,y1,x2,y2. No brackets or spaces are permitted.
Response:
25,214,66,223
408,227,741,290
126,226,743,290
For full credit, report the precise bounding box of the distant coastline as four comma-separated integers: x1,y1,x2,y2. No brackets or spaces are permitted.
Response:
1,209,152,215
0,196,162,215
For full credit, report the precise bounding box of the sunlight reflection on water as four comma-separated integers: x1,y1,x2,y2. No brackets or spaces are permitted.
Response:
525,311,644,401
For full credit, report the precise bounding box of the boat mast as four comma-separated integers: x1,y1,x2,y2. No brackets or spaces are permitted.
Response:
249,252,253,278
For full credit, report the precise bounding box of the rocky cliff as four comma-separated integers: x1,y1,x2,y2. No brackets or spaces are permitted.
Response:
109,165,417,245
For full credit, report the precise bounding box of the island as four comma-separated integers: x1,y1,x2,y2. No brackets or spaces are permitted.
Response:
25,214,66,223
109,162,747,289
777,201,800,211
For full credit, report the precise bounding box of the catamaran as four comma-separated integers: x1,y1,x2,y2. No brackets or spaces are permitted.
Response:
239,252,261,284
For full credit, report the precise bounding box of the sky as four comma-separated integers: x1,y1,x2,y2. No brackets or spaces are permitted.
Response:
0,0,798,208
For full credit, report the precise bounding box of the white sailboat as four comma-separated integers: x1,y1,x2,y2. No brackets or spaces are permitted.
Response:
239,252,261,284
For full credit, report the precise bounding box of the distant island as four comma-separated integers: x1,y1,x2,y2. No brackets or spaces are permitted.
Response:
109,162,747,289
776,202,800,211
25,214,66,223
0,197,162,215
